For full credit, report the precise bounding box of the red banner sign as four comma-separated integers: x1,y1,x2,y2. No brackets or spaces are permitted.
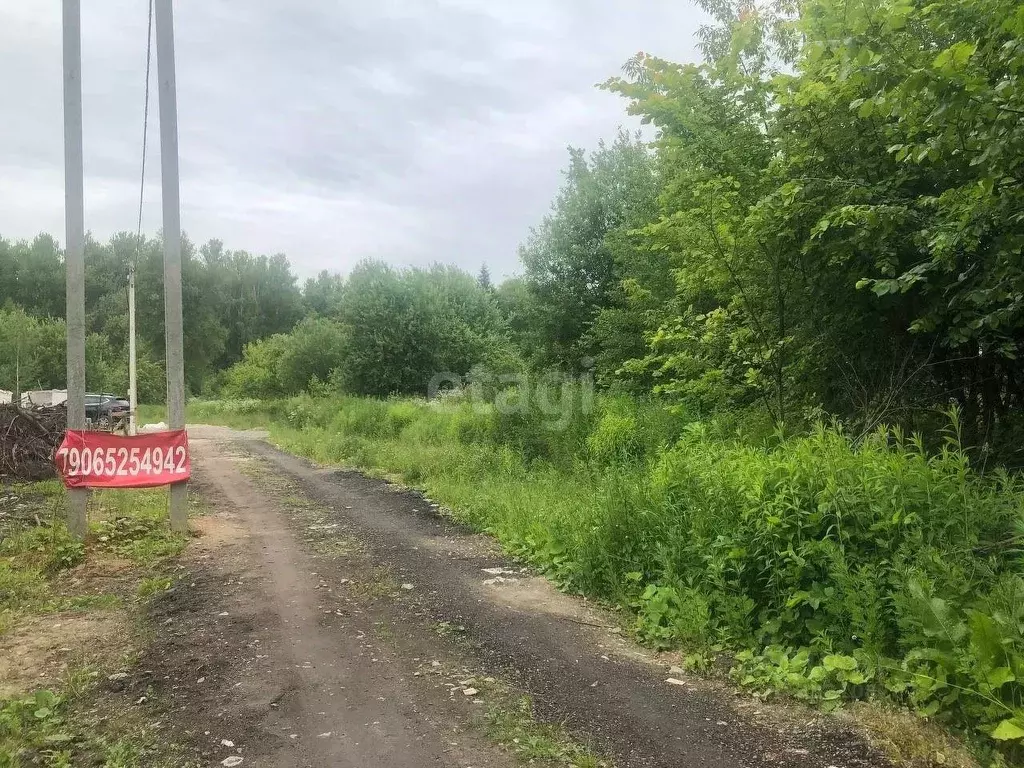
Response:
55,429,191,489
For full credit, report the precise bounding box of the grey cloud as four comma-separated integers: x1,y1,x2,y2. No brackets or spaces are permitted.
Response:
0,1,706,280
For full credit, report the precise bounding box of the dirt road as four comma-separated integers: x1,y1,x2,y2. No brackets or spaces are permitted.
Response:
143,426,892,767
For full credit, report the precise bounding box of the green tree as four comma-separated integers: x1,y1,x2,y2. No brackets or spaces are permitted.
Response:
334,260,508,396
477,264,493,292
520,130,660,371
493,277,541,358
601,2,796,419
277,317,348,393
593,0,1024,445
303,270,346,317
0,308,67,395
0,234,65,319
221,334,291,399
779,0,1024,438
200,243,303,370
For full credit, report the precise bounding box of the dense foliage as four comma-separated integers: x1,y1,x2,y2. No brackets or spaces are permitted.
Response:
213,260,516,399
0,234,516,403
595,0,1024,452
518,130,660,372
0,233,302,397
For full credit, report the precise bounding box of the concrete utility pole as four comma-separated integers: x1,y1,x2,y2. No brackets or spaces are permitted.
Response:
155,0,187,531
62,0,88,539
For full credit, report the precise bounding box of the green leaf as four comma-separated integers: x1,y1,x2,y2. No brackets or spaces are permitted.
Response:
933,42,977,73
872,279,899,297
986,666,1016,688
1002,5,1024,35
991,718,1024,741
823,654,859,672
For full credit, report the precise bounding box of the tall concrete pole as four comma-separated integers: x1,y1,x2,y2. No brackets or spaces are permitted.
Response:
154,0,187,531
62,0,88,539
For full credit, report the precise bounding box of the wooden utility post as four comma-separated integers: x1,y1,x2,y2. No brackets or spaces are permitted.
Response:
154,0,187,531
62,0,88,539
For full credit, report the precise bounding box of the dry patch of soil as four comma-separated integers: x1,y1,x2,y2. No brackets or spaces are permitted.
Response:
0,612,129,697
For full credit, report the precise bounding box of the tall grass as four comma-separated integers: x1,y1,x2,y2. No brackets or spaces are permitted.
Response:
188,394,1024,753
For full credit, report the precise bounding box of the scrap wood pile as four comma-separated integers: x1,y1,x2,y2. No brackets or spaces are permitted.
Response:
0,403,66,481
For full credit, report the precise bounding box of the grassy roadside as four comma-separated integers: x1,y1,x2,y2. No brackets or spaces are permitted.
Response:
0,481,196,767
179,394,1024,766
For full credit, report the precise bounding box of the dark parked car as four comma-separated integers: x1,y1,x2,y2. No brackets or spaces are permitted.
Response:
85,393,130,426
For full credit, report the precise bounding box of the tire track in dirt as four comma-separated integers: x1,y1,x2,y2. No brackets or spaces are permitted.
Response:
142,432,518,768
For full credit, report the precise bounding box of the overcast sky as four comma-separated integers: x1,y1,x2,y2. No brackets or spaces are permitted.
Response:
0,2,705,280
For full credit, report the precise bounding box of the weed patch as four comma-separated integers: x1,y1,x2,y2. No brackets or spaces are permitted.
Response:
89,489,188,565
417,661,607,767
483,694,604,767
136,576,173,600
0,683,197,768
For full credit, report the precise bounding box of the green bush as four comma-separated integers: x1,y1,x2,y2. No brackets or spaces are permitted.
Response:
0,689,66,753
487,381,597,468
633,583,712,649
446,404,493,446
586,395,679,464
220,335,290,399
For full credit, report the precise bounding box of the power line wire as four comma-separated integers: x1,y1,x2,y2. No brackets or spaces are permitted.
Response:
127,0,153,437
134,0,154,269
